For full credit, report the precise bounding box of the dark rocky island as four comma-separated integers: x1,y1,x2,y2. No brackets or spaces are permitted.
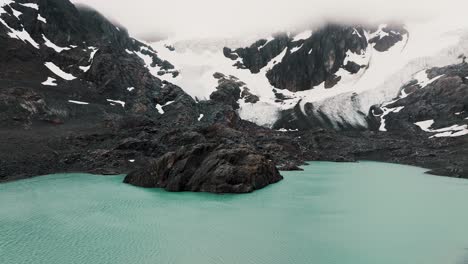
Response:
0,0,467,194
124,143,282,193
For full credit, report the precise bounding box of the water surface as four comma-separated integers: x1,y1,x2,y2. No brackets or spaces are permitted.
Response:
1,161,468,264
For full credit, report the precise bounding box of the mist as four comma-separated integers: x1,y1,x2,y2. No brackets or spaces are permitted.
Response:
71,0,468,39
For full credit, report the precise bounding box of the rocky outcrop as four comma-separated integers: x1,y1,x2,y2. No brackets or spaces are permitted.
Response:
369,24,408,52
210,73,243,109
0,0,177,128
123,143,283,193
368,63,468,134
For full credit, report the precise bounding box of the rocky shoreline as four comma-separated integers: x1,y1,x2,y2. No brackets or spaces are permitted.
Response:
1,109,466,193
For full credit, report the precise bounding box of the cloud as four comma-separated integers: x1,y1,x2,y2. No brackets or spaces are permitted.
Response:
71,0,468,39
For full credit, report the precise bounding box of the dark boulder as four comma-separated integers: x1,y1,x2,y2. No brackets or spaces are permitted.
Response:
209,74,243,109
123,143,283,193
241,88,260,103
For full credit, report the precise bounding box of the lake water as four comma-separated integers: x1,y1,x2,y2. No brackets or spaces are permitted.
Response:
1,161,468,264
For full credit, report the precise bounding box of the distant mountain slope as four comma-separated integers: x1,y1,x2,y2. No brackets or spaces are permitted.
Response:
0,0,180,128
153,23,468,131
368,63,468,137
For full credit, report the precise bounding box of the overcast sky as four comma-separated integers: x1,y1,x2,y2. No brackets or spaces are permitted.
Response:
71,0,468,39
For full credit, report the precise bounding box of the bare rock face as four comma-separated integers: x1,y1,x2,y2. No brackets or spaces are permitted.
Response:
123,143,283,193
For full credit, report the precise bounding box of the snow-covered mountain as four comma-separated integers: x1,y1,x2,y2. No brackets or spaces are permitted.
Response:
151,21,468,133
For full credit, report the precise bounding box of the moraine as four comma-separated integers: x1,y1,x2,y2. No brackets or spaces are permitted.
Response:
2,161,468,264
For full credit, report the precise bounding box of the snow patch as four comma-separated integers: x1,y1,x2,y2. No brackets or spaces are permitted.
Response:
44,62,76,80
106,99,125,108
369,24,390,40
133,47,176,82
155,101,174,114
413,70,443,88
0,18,39,49
19,3,38,9
238,101,280,128
352,28,363,38
127,87,135,92
68,100,89,105
41,77,57,86
197,114,204,121
42,35,70,52
415,120,435,131
277,128,299,132
37,14,46,23
79,47,98,72
290,44,303,54
344,49,369,66
257,36,274,50
415,119,468,138
263,47,287,71
378,102,405,132
10,7,21,19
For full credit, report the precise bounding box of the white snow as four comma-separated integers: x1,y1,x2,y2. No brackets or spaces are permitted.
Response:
155,101,174,114
41,77,57,86
68,100,89,105
79,47,98,72
264,47,287,71
79,65,90,72
198,114,204,121
413,70,443,88
277,128,299,132
10,7,21,19
132,47,176,82
19,3,38,9
106,99,125,108
369,24,390,40
44,62,76,80
378,102,404,132
292,30,312,42
290,44,303,54
0,0,13,9
125,49,133,54
88,47,99,61
352,28,363,38
238,101,280,127
37,14,46,23
343,49,368,65
127,87,135,92
129,159,135,163
257,36,274,50
155,104,164,114
415,120,435,131
42,35,70,52
415,119,468,138
0,18,39,49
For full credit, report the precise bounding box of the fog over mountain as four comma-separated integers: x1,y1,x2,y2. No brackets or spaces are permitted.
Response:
71,0,468,39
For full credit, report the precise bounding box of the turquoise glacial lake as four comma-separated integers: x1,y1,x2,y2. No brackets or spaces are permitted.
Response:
1,161,468,264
